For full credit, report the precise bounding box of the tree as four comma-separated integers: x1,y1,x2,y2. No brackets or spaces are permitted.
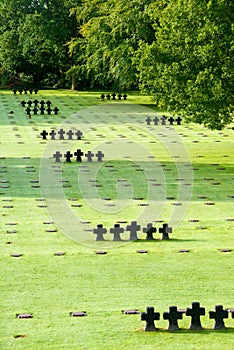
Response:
135,0,234,129
0,0,79,87
68,0,156,90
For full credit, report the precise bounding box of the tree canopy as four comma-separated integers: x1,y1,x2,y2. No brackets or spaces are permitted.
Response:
0,0,233,128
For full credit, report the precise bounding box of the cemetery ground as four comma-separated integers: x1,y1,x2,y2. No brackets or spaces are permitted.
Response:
0,89,233,350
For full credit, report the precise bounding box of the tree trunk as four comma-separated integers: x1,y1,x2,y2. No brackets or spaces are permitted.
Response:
71,73,76,91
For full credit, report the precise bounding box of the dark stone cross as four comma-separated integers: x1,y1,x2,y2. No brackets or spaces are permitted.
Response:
13,88,17,94
100,94,105,101
110,224,124,241
54,107,59,115
143,223,156,240
18,88,23,94
46,100,52,107
29,88,33,94
50,130,56,140
64,151,73,162
21,101,26,107
85,151,94,162
141,307,160,331
40,106,45,115
168,117,175,125
176,117,182,125
159,223,172,240
67,130,74,140
74,149,84,162
27,100,33,107
93,224,107,241
123,93,127,100
53,151,62,162
24,88,28,94
40,100,45,107
209,305,229,330
112,93,116,100
106,94,111,100
161,115,167,125
96,151,104,162
34,88,38,94
25,107,31,115
145,117,151,125
153,117,159,125
76,130,83,140
126,221,141,241
163,306,183,331
33,99,39,106
33,107,38,115
117,93,122,100
40,130,48,140
58,128,65,140
47,107,52,115
186,302,205,330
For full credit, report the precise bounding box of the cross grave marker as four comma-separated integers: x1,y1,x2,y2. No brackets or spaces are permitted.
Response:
209,305,229,330
110,224,124,241
93,224,107,241
163,306,183,331
143,223,156,240
74,149,84,162
126,221,141,241
159,223,172,240
141,307,160,331
53,151,62,162
186,302,205,330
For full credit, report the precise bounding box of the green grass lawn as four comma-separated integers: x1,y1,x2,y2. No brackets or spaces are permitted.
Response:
0,89,234,349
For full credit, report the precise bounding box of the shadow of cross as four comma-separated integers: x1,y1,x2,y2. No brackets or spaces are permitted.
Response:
74,149,83,162
145,117,151,125
40,130,48,140
186,302,205,330
143,223,156,240
126,221,141,241
141,307,160,331
209,305,229,330
67,130,74,140
93,224,107,241
163,306,183,331
110,224,124,241
53,151,62,162
159,223,172,240
64,151,73,162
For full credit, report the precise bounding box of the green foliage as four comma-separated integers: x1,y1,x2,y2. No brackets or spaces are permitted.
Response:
135,0,234,129
68,0,156,89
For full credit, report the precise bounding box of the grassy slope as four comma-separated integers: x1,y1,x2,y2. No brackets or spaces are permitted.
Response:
0,89,233,350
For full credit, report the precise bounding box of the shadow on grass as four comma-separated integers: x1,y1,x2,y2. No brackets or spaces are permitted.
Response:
137,327,234,334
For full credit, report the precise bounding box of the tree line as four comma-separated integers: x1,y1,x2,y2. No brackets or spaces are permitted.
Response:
0,0,233,129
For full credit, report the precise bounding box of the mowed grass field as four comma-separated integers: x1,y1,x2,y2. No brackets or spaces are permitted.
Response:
0,89,233,350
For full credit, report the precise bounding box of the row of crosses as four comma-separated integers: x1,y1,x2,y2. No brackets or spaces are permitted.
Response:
13,88,39,94
53,149,104,162
41,129,83,140
25,107,59,115
93,222,172,241
141,303,233,331
21,100,53,107
100,93,127,101
145,116,182,125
